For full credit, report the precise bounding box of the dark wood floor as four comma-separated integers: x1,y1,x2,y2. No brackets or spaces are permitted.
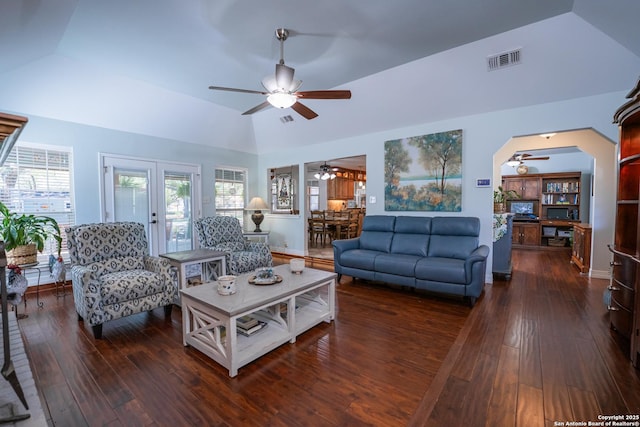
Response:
12,249,640,426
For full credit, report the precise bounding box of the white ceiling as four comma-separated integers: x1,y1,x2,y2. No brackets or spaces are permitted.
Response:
1,0,640,153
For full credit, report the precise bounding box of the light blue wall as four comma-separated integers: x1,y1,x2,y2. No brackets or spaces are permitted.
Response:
11,89,625,282
16,114,259,224
255,91,624,280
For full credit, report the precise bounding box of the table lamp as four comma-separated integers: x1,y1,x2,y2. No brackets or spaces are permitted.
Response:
246,197,269,232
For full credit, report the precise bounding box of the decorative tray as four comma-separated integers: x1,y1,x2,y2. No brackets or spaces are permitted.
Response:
248,274,283,285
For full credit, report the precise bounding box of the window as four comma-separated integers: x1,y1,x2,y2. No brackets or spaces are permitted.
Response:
214,168,246,226
307,179,319,211
0,143,75,262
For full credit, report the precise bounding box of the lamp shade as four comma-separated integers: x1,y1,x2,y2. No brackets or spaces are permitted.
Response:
247,197,268,210
267,92,297,109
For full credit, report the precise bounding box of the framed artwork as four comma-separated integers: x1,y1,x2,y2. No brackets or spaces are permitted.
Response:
384,129,462,211
275,173,293,211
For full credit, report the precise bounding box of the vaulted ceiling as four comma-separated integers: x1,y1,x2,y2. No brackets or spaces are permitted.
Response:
1,0,639,153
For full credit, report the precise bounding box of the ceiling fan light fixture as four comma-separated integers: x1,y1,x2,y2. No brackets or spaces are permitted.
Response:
267,92,297,109
539,133,557,139
506,160,521,167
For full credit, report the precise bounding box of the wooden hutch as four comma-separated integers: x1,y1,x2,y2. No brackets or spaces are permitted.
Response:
609,77,640,368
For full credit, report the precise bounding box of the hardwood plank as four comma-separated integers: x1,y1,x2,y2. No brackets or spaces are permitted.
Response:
485,345,519,427
10,249,640,426
516,383,544,427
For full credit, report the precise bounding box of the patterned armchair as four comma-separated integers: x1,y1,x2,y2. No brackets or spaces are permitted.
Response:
194,216,273,275
65,222,176,339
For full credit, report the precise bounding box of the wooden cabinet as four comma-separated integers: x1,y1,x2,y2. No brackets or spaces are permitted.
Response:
610,77,640,368
571,223,592,273
512,222,539,246
503,176,540,200
327,177,355,200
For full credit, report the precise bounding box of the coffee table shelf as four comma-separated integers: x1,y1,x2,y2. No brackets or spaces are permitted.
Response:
180,265,336,377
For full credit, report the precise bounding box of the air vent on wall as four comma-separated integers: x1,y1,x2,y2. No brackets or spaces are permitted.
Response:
487,48,521,71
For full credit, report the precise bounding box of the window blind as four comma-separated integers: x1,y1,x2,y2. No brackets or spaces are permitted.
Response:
214,168,246,226
0,144,75,261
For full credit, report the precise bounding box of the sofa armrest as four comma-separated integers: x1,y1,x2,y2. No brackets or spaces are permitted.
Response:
69,264,101,322
464,244,490,284
332,238,360,255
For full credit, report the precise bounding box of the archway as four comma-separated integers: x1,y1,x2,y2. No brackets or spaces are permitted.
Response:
493,128,616,278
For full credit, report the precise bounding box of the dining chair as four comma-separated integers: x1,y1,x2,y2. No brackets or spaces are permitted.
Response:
309,211,326,247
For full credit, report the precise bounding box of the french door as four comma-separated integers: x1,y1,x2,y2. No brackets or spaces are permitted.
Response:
101,155,201,255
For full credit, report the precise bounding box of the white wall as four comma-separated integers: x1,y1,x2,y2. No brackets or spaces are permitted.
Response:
256,90,624,282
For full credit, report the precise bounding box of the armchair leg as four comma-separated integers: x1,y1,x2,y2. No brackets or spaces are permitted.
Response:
92,324,103,339
164,304,173,317
337,274,342,283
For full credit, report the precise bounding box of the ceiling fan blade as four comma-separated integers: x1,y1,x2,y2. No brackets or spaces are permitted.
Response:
275,64,295,90
291,102,318,120
242,101,272,115
524,157,550,161
296,90,352,100
209,86,268,95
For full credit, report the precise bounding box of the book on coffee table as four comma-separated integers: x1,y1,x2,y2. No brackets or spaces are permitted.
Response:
236,315,259,330
237,320,267,337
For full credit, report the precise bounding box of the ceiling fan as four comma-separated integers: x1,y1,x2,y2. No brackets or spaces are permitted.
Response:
506,153,550,167
313,162,339,180
208,28,352,120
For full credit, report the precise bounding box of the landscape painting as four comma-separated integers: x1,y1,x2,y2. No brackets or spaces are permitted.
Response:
384,129,462,211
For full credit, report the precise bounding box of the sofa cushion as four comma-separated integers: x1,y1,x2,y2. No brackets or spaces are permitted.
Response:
358,215,396,252
428,217,480,259
374,253,421,277
339,249,381,270
415,257,467,284
88,256,145,276
390,216,431,256
100,269,167,304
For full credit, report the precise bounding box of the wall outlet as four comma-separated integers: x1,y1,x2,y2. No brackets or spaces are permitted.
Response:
369,196,376,204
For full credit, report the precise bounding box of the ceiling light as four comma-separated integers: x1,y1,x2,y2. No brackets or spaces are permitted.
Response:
539,133,557,139
267,92,297,109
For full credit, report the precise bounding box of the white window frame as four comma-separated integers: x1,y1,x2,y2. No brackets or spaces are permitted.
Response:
0,142,75,282
214,167,247,227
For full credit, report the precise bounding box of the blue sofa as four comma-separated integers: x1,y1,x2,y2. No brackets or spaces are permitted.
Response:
332,215,489,306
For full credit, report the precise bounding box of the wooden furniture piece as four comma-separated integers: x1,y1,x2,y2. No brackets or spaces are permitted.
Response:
180,264,336,377
503,171,583,248
609,77,640,368
503,175,540,200
160,249,227,305
0,113,28,165
571,223,592,274
511,222,540,246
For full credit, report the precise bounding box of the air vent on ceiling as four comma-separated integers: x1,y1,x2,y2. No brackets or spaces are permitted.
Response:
487,48,521,71
280,115,294,124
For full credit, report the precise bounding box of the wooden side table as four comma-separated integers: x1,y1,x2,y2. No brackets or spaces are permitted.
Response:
160,249,228,305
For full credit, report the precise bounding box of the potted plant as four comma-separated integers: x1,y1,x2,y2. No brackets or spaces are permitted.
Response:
0,201,62,265
493,186,520,213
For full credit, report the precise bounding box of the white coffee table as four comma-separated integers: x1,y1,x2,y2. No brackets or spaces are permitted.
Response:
180,264,336,377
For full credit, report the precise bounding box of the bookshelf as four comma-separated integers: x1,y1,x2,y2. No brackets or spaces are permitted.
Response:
540,172,581,221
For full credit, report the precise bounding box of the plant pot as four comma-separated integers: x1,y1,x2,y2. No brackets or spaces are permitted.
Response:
6,244,37,266
494,202,506,213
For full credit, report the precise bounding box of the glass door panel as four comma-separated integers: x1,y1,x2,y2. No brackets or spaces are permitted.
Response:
164,171,194,253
